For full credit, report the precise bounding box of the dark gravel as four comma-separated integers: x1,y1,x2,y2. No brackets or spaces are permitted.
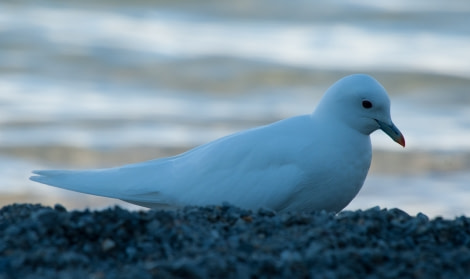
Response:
1,203,470,279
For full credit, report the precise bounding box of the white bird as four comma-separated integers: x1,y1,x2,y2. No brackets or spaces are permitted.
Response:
30,74,405,213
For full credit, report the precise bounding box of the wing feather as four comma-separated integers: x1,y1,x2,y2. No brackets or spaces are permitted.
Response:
30,115,314,210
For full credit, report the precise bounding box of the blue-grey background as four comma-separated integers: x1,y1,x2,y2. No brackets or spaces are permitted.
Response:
1,0,470,217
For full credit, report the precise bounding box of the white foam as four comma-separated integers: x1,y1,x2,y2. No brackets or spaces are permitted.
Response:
2,5,470,77
2,75,470,151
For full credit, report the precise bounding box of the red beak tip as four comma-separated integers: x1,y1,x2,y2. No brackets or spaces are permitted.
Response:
399,136,406,147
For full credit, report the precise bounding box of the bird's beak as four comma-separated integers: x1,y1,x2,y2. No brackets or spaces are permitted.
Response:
376,120,405,147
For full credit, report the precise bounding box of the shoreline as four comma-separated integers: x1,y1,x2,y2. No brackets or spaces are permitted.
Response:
3,145,470,174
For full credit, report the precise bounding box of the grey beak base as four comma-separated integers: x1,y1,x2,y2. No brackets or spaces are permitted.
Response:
376,119,405,147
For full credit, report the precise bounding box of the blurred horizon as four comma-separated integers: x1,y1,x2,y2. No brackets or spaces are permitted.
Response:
1,0,469,217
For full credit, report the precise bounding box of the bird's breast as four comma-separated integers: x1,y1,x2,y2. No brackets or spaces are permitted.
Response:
281,133,372,213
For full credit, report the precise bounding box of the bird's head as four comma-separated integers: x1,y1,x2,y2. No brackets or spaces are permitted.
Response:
314,74,405,147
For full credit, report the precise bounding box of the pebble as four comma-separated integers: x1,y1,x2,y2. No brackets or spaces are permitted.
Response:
0,203,469,278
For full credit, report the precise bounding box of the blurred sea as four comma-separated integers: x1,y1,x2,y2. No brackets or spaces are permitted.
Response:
1,0,470,217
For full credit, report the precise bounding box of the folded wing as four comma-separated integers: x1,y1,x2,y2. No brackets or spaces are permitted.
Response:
30,116,312,210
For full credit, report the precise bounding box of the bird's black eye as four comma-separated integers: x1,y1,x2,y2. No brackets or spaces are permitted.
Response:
362,100,373,109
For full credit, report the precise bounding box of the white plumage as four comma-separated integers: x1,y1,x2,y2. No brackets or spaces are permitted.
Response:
30,74,405,213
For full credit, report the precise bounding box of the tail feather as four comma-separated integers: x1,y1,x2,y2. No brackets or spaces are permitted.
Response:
30,169,121,199
30,167,172,209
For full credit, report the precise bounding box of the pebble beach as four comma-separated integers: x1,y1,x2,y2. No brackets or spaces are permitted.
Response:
1,203,469,278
